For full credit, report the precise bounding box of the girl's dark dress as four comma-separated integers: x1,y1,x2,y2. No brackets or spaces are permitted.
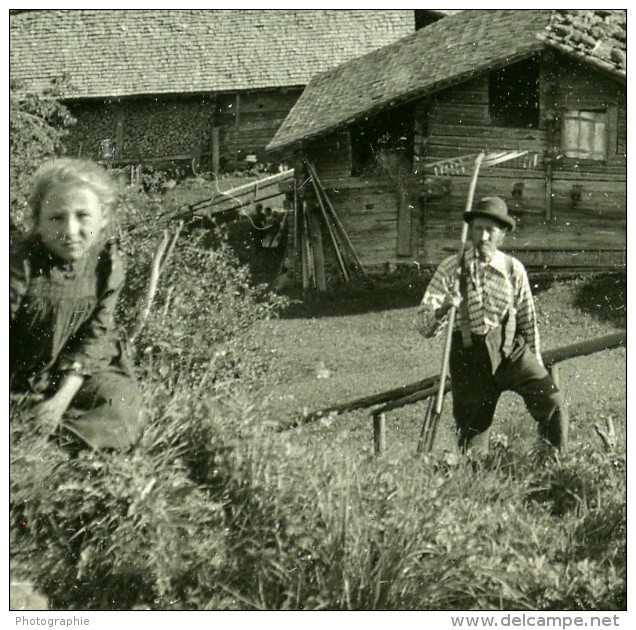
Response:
10,235,142,450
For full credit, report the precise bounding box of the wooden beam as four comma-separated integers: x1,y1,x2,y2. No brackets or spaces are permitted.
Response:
306,205,327,291
189,169,294,214
306,161,368,276
116,111,124,160
211,126,220,174
396,192,412,256
288,331,625,428
309,176,350,281
234,93,241,170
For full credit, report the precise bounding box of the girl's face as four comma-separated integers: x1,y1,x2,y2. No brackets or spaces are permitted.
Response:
36,185,107,261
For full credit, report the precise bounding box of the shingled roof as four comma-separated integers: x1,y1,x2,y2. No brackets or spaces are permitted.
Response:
267,9,626,152
9,9,414,99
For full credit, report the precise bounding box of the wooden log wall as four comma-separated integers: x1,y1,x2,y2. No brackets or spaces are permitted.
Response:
548,54,626,249
304,133,403,276
216,89,303,169
318,181,399,272
415,53,626,268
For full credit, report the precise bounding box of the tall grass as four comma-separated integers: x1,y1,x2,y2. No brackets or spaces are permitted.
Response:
212,429,625,611
11,367,626,610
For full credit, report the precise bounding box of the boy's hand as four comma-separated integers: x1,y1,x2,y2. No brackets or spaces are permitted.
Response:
436,291,462,319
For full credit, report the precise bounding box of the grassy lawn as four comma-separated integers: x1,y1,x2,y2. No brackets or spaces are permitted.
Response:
252,272,626,458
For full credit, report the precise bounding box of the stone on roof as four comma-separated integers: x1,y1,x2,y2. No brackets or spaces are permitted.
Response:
539,10,626,77
9,9,414,99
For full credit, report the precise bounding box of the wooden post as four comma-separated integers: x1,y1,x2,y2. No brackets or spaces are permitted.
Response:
396,191,412,256
550,363,568,452
307,204,327,291
542,52,557,223
115,109,124,160
211,126,220,174
550,363,560,389
545,158,553,221
234,93,241,170
373,413,386,456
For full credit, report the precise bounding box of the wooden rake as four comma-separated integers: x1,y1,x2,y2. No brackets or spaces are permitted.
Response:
416,149,537,454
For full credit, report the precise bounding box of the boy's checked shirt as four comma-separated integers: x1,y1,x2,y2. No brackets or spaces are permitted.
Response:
416,247,542,361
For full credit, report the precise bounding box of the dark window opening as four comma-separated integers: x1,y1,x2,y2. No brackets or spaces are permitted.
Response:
489,57,540,128
350,105,414,177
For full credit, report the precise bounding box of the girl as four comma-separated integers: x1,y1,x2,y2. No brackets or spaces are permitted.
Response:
10,158,142,451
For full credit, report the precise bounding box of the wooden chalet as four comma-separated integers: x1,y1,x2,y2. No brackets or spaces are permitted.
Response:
267,9,626,285
9,9,414,173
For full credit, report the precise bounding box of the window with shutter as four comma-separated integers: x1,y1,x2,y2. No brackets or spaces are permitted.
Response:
562,110,608,161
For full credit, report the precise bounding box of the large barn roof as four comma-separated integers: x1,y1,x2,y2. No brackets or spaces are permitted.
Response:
267,9,626,153
9,9,414,99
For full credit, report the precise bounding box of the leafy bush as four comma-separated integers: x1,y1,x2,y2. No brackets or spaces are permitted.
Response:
113,188,289,396
9,81,76,232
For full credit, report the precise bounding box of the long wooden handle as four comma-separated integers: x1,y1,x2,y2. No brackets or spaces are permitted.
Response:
433,152,485,415
307,161,368,275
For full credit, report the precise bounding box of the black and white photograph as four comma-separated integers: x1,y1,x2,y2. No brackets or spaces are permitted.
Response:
7,5,629,625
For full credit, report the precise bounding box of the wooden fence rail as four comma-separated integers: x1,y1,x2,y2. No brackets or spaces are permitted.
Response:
371,330,626,455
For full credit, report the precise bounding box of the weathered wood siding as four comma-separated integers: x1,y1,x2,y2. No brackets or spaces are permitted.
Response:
305,133,401,274
416,52,626,268
216,89,303,169
547,55,626,260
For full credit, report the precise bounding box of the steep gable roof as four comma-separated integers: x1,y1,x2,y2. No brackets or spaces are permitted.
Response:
267,9,626,152
9,9,414,99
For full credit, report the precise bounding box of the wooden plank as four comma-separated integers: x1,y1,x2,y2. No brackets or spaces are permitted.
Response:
428,136,545,152
239,113,287,126
429,103,489,126
229,90,302,113
211,127,220,174
430,123,546,142
310,179,350,282
306,205,326,291
307,161,367,276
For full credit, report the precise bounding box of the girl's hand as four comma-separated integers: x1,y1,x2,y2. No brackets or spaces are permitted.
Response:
32,397,69,433
31,372,84,434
